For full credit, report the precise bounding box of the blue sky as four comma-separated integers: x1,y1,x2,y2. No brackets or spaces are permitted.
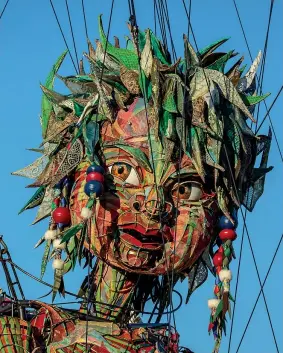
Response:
0,1,282,352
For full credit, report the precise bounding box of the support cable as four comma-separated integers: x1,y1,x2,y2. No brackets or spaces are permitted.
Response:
81,0,89,41
65,0,80,72
49,0,79,74
0,0,10,21
235,233,283,352
256,84,283,134
255,0,274,129
227,209,247,352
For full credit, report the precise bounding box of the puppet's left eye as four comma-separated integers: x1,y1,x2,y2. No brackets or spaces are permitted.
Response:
172,181,203,201
108,163,140,186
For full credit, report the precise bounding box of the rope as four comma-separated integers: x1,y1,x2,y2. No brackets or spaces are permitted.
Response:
49,0,78,74
81,0,89,41
235,233,283,352
65,0,80,72
2,258,182,316
254,0,275,132
0,0,10,21
227,209,247,352
256,84,283,134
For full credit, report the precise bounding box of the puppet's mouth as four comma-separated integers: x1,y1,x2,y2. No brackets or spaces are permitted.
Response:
119,228,171,250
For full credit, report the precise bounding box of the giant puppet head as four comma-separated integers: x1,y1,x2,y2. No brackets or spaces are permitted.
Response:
13,16,272,291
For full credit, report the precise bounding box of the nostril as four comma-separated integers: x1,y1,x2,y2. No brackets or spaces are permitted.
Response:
133,201,141,211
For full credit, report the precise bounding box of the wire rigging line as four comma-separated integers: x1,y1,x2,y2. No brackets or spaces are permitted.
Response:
227,209,247,353
180,2,280,351
2,258,182,316
65,0,80,72
255,0,275,129
0,0,10,21
49,0,79,74
231,0,283,163
256,84,283,134
235,233,283,353
81,0,89,41
159,0,177,62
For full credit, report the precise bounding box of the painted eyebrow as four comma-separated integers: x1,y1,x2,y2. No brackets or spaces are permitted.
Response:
102,144,152,172
169,168,199,178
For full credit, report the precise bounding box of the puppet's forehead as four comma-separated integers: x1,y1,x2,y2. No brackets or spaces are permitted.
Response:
101,98,151,149
101,98,197,181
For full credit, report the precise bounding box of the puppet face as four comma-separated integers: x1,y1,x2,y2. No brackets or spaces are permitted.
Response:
70,98,219,274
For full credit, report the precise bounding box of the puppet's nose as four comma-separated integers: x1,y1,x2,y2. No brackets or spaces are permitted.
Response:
144,199,161,220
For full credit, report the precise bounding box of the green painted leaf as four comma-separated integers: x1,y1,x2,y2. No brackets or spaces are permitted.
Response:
240,93,270,106
198,37,230,57
41,50,68,138
207,50,235,72
98,15,139,70
149,30,170,65
52,268,64,302
18,186,46,215
213,299,223,321
78,224,87,266
41,240,51,279
83,120,99,157
139,69,152,102
115,144,152,172
63,259,72,274
61,223,84,243
34,236,45,249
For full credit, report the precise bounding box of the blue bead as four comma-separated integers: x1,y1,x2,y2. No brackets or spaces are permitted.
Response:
84,181,104,197
218,215,237,229
60,197,67,207
87,164,104,175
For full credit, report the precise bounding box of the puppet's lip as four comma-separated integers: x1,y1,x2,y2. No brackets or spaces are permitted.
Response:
121,224,162,236
119,226,170,250
120,232,162,250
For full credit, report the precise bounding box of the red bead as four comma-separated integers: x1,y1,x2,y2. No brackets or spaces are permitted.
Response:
53,207,71,224
86,172,104,183
216,266,222,274
218,246,224,254
213,252,223,267
53,198,60,207
219,229,237,241
214,285,220,294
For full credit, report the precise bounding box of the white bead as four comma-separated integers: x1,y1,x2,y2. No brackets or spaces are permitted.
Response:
52,238,66,250
219,269,232,282
208,299,220,309
44,230,56,240
52,259,64,270
81,207,92,219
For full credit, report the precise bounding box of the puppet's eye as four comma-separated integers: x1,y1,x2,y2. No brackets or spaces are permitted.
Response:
108,163,140,186
172,182,203,201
